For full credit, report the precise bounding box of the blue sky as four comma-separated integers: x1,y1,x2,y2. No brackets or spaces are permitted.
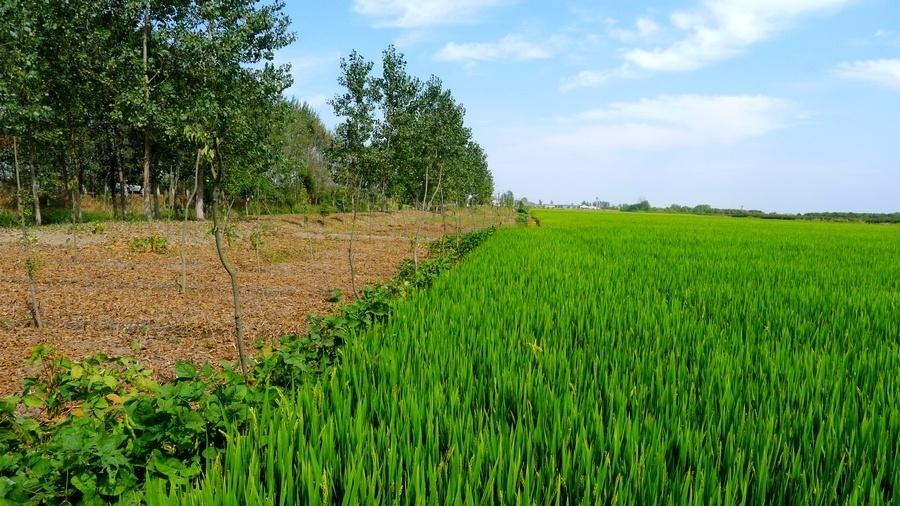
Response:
276,0,899,213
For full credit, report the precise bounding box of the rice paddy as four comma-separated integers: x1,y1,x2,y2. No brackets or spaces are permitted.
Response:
148,210,900,504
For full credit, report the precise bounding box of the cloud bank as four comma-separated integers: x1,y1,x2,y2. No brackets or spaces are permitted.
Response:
547,94,798,152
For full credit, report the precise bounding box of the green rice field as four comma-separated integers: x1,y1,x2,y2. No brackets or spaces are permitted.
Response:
149,211,900,504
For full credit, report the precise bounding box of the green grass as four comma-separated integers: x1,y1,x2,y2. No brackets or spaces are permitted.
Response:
149,211,900,504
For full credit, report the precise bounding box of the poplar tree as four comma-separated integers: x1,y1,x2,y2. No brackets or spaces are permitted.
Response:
330,50,380,297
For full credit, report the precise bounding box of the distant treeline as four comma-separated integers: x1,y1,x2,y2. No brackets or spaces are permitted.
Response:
664,204,900,224
537,200,900,224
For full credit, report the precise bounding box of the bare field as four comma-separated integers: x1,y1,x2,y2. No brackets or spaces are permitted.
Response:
0,208,513,394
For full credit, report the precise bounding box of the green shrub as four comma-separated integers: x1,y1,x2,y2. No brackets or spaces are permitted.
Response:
0,209,18,227
128,235,168,253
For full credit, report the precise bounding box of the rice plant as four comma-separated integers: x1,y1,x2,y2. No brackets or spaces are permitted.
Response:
149,211,900,505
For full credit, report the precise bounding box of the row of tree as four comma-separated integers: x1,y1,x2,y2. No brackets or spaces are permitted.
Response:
329,46,494,213
1,8,493,225
326,46,494,293
0,0,306,226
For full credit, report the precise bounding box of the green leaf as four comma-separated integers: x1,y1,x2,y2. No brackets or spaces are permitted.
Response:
174,362,197,380
21,395,43,409
70,472,97,495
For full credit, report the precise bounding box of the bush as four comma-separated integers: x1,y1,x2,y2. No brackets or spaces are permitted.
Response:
516,207,529,225
0,209,18,227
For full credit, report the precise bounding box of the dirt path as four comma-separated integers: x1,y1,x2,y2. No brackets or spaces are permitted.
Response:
0,208,513,394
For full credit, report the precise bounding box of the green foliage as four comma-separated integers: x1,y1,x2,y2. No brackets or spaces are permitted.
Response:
516,203,530,225
0,0,297,226
0,209,18,228
0,228,493,504
1,7,496,228
23,254,40,280
128,235,169,254
248,221,269,251
664,203,900,223
153,212,899,504
0,345,261,505
328,46,494,210
621,199,652,212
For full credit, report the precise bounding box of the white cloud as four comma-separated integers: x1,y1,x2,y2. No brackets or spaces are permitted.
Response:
559,70,612,91
610,16,662,43
559,66,636,91
353,0,508,28
621,0,856,72
546,94,797,152
435,35,566,63
836,59,900,89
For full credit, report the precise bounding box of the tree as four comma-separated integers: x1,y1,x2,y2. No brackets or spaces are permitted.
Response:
373,45,420,210
11,137,43,328
271,99,334,208
622,199,651,212
0,0,50,226
329,50,380,297
499,191,516,207
327,46,495,269
176,0,294,374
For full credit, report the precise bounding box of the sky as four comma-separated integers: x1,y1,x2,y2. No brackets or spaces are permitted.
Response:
276,0,899,213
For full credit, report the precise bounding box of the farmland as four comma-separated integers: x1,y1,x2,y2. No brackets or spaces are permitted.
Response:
0,207,512,394
149,210,900,504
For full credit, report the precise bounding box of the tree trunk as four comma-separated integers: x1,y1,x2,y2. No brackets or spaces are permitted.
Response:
169,166,177,211
421,163,429,211
212,138,248,375
455,200,462,249
28,157,41,226
142,6,153,222
69,152,81,257
348,189,359,298
179,149,201,294
13,138,42,328
440,186,446,236
142,130,152,221
151,169,160,218
412,217,421,270
195,160,205,220
60,152,69,207
113,131,127,220
107,142,118,219
412,162,431,270
73,157,83,223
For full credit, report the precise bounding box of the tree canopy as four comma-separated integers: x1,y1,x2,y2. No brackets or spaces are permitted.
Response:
1,9,494,224
329,46,494,211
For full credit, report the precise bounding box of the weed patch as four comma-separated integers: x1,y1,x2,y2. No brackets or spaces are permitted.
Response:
128,235,169,254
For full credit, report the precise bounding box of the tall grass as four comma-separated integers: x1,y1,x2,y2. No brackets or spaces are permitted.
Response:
149,211,900,504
